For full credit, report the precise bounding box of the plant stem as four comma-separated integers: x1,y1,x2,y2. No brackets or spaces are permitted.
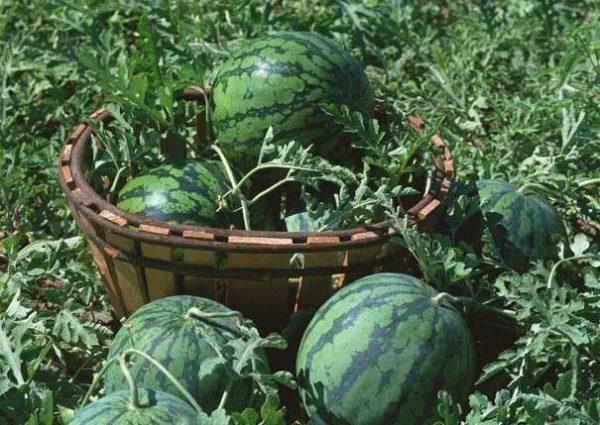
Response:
430,291,455,305
231,177,296,212
123,349,203,413
431,293,517,321
186,307,244,339
118,355,140,409
577,177,600,188
211,144,252,230
186,307,243,320
217,342,256,411
517,182,549,194
223,164,318,198
547,254,596,289
80,358,116,408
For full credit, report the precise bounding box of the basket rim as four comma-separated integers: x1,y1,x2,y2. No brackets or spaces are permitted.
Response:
58,88,454,253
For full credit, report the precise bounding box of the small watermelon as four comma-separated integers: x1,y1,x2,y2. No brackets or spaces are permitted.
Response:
296,273,475,425
69,389,198,424
117,160,230,226
477,180,566,271
211,31,373,166
104,296,269,413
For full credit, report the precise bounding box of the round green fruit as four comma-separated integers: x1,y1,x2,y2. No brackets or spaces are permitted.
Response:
117,160,230,226
69,389,198,425
477,180,566,271
296,273,475,425
210,31,373,167
104,296,268,413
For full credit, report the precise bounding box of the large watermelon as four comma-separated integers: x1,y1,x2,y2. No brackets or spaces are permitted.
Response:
117,160,230,226
296,273,475,425
477,180,566,271
69,389,198,424
210,31,373,166
104,296,269,413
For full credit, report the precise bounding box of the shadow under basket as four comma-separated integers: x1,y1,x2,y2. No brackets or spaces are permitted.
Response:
58,90,454,334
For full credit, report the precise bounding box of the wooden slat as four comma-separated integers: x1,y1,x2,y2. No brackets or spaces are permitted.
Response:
431,134,445,148
228,236,293,246
182,249,218,298
295,236,342,312
226,246,293,333
408,194,434,217
86,237,126,318
443,160,454,178
139,224,170,235
181,231,218,298
104,231,148,314
99,210,128,227
439,177,452,200
69,124,86,142
183,230,215,241
418,198,441,220
90,107,107,119
61,144,72,164
141,242,177,300
341,232,384,286
61,165,73,186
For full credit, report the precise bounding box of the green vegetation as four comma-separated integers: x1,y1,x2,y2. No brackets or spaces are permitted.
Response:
0,1,598,424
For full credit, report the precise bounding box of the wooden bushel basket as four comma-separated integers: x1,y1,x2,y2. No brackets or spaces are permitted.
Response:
58,88,454,333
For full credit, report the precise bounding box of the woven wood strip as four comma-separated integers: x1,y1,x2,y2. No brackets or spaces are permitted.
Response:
226,250,293,333
295,236,342,312
139,224,170,236
69,124,87,143
183,230,215,241
141,242,177,300
104,231,148,314
99,210,128,227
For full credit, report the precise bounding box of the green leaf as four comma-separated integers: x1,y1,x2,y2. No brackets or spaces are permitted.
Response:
232,408,259,425
57,405,75,425
38,390,54,425
570,234,590,257
259,393,286,425
197,356,230,399
52,310,99,347
197,408,233,425
0,324,25,387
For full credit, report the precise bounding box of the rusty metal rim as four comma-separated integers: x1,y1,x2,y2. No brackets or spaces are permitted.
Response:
59,88,454,253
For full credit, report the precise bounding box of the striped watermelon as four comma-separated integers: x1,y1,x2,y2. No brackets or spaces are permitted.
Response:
210,31,373,167
69,389,198,424
117,160,230,226
477,180,566,271
104,296,268,413
296,273,475,425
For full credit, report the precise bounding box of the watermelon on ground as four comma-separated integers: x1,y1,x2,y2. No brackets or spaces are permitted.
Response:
104,296,268,413
296,273,475,425
117,160,230,226
69,389,198,425
477,180,566,271
210,31,373,167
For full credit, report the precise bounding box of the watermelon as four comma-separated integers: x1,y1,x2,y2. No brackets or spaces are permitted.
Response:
69,389,198,425
210,31,373,166
117,160,230,226
477,180,566,271
104,296,269,413
296,273,475,425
